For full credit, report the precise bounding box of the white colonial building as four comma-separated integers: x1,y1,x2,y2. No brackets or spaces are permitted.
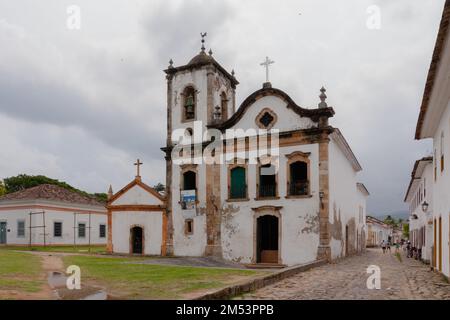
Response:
0,184,107,246
414,0,450,277
160,40,368,266
365,216,392,247
404,157,434,263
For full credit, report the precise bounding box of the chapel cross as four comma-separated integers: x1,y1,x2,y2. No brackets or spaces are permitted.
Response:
134,159,143,177
260,56,275,83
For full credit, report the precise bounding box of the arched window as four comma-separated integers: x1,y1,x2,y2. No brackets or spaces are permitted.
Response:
183,171,196,191
220,92,228,120
229,166,246,199
289,161,308,196
183,86,196,121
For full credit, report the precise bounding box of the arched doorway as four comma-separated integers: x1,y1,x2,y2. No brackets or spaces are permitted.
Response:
130,226,144,254
257,215,279,263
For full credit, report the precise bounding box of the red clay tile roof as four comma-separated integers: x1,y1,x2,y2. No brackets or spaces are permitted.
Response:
0,184,105,207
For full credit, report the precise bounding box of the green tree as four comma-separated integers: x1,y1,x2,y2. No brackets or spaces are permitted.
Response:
0,180,6,196
153,183,165,192
384,215,396,226
3,174,107,203
403,223,410,239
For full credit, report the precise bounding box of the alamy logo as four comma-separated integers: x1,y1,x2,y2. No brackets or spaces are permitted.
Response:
66,5,81,30
366,265,381,290
66,265,81,290
171,121,280,170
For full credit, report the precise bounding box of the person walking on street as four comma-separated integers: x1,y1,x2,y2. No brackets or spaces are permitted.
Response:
381,240,386,254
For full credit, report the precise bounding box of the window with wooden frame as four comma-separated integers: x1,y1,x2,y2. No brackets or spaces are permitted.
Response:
286,151,311,197
180,164,198,207
99,224,106,238
78,223,86,238
256,160,278,199
182,86,196,122
434,149,437,181
441,132,445,172
17,220,25,237
184,219,194,235
228,161,248,201
54,222,62,237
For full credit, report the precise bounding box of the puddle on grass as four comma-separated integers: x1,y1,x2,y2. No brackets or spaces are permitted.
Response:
47,271,108,300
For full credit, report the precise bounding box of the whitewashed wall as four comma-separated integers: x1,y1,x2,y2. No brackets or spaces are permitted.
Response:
219,144,320,266
0,203,107,245
328,137,361,259
432,100,450,276
111,211,163,255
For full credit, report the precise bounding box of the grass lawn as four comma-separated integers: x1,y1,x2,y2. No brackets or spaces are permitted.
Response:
63,255,265,299
0,245,107,254
0,250,44,293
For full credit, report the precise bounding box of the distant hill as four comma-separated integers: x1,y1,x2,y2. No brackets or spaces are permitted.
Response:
373,210,409,222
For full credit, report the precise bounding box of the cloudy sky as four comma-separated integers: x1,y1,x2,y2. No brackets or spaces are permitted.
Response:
0,0,445,214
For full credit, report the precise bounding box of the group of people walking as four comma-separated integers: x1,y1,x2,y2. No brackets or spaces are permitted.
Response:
380,240,401,254
380,239,421,260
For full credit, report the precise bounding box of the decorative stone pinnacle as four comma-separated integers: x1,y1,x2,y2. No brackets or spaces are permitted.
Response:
208,49,213,56
200,32,207,52
168,59,174,68
318,86,328,108
231,69,235,76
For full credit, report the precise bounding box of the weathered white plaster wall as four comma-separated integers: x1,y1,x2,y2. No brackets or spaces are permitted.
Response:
0,203,107,245
220,144,320,266
230,95,316,132
328,137,362,259
112,211,162,255
111,185,163,206
432,99,450,276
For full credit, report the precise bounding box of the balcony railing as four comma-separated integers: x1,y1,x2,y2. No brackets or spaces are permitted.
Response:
289,180,309,196
259,184,277,198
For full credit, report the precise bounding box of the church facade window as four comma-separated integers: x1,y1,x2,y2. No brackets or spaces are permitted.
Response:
220,92,228,121
285,151,311,197
183,170,196,191
180,164,198,208
257,163,278,199
185,219,194,235
228,164,248,200
255,108,277,130
182,86,196,122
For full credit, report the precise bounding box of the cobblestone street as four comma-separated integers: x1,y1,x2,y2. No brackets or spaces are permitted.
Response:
241,249,450,300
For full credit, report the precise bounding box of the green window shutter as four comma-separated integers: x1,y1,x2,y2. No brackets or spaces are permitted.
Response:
230,167,246,199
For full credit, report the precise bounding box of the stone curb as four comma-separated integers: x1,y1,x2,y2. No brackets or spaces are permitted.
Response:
194,259,327,300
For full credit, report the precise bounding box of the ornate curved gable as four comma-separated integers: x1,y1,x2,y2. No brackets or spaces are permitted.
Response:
209,87,335,132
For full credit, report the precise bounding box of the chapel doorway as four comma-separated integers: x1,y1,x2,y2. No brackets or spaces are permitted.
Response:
131,226,143,254
0,222,7,244
256,215,279,263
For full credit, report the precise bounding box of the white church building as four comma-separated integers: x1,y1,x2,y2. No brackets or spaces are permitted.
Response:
150,38,369,266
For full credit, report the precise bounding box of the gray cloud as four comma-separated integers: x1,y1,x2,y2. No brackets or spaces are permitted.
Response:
0,0,445,214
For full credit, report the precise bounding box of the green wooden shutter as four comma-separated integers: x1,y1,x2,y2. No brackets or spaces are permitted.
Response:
231,167,246,199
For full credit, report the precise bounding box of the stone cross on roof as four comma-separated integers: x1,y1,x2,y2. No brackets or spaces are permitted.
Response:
134,159,143,178
260,56,275,84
